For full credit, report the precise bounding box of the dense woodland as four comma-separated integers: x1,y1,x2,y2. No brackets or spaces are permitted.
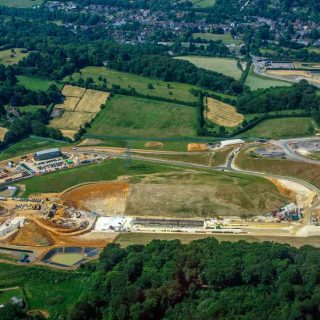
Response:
66,238,320,320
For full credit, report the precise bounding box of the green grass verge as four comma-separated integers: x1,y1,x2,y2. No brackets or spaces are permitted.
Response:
175,56,242,80
245,66,291,90
87,95,198,138
0,137,69,162
239,117,315,139
21,159,179,196
192,33,243,45
17,75,63,91
0,263,88,318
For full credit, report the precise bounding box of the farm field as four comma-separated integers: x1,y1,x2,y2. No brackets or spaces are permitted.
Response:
87,95,198,138
67,66,236,103
235,149,320,189
0,48,29,65
0,136,69,162
49,85,110,139
192,32,243,45
17,75,62,91
245,66,291,90
115,233,320,248
239,117,315,139
21,159,178,196
0,0,43,7
176,56,243,79
0,263,88,318
205,97,243,127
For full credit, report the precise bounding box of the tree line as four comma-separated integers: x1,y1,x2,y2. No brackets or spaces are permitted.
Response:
68,238,320,320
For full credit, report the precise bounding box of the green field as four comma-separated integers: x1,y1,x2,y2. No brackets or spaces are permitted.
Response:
17,75,62,91
68,66,200,103
192,33,243,45
176,56,242,80
50,253,84,266
0,263,88,318
18,105,47,113
22,159,179,196
190,0,215,8
245,66,291,90
0,48,29,65
0,137,69,162
87,95,198,138
0,0,42,7
239,117,315,139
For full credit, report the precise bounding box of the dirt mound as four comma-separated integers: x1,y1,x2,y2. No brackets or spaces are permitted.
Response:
62,182,129,215
270,178,296,201
144,141,164,148
188,143,208,152
7,220,54,247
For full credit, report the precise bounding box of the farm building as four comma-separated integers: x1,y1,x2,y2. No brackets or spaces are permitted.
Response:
33,148,61,161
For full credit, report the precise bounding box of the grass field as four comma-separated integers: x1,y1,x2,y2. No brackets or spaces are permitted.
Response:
192,33,243,45
0,0,42,7
0,48,29,65
67,66,236,103
0,263,88,318
0,137,69,162
190,0,215,7
22,159,179,196
115,233,320,248
245,66,292,90
87,95,198,138
205,97,243,127
176,56,242,80
235,149,320,189
239,117,315,139
17,75,62,91
18,105,47,113
0,287,24,304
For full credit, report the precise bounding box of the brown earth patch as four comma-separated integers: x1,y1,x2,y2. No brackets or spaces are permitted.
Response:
6,220,54,247
61,182,129,215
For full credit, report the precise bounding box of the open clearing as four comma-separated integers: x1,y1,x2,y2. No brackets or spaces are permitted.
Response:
17,75,62,91
87,95,198,138
59,169,289,218
176,56,242,80
66,66,235,104
0,48,29,65
245,66,291,90
0,0,43,7
192,33,243,45
205,97,243,127
239,117,314,139
49,85,110,139
190,0,215,8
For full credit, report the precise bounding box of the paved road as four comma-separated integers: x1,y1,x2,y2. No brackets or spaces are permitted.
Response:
272,137,320,165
